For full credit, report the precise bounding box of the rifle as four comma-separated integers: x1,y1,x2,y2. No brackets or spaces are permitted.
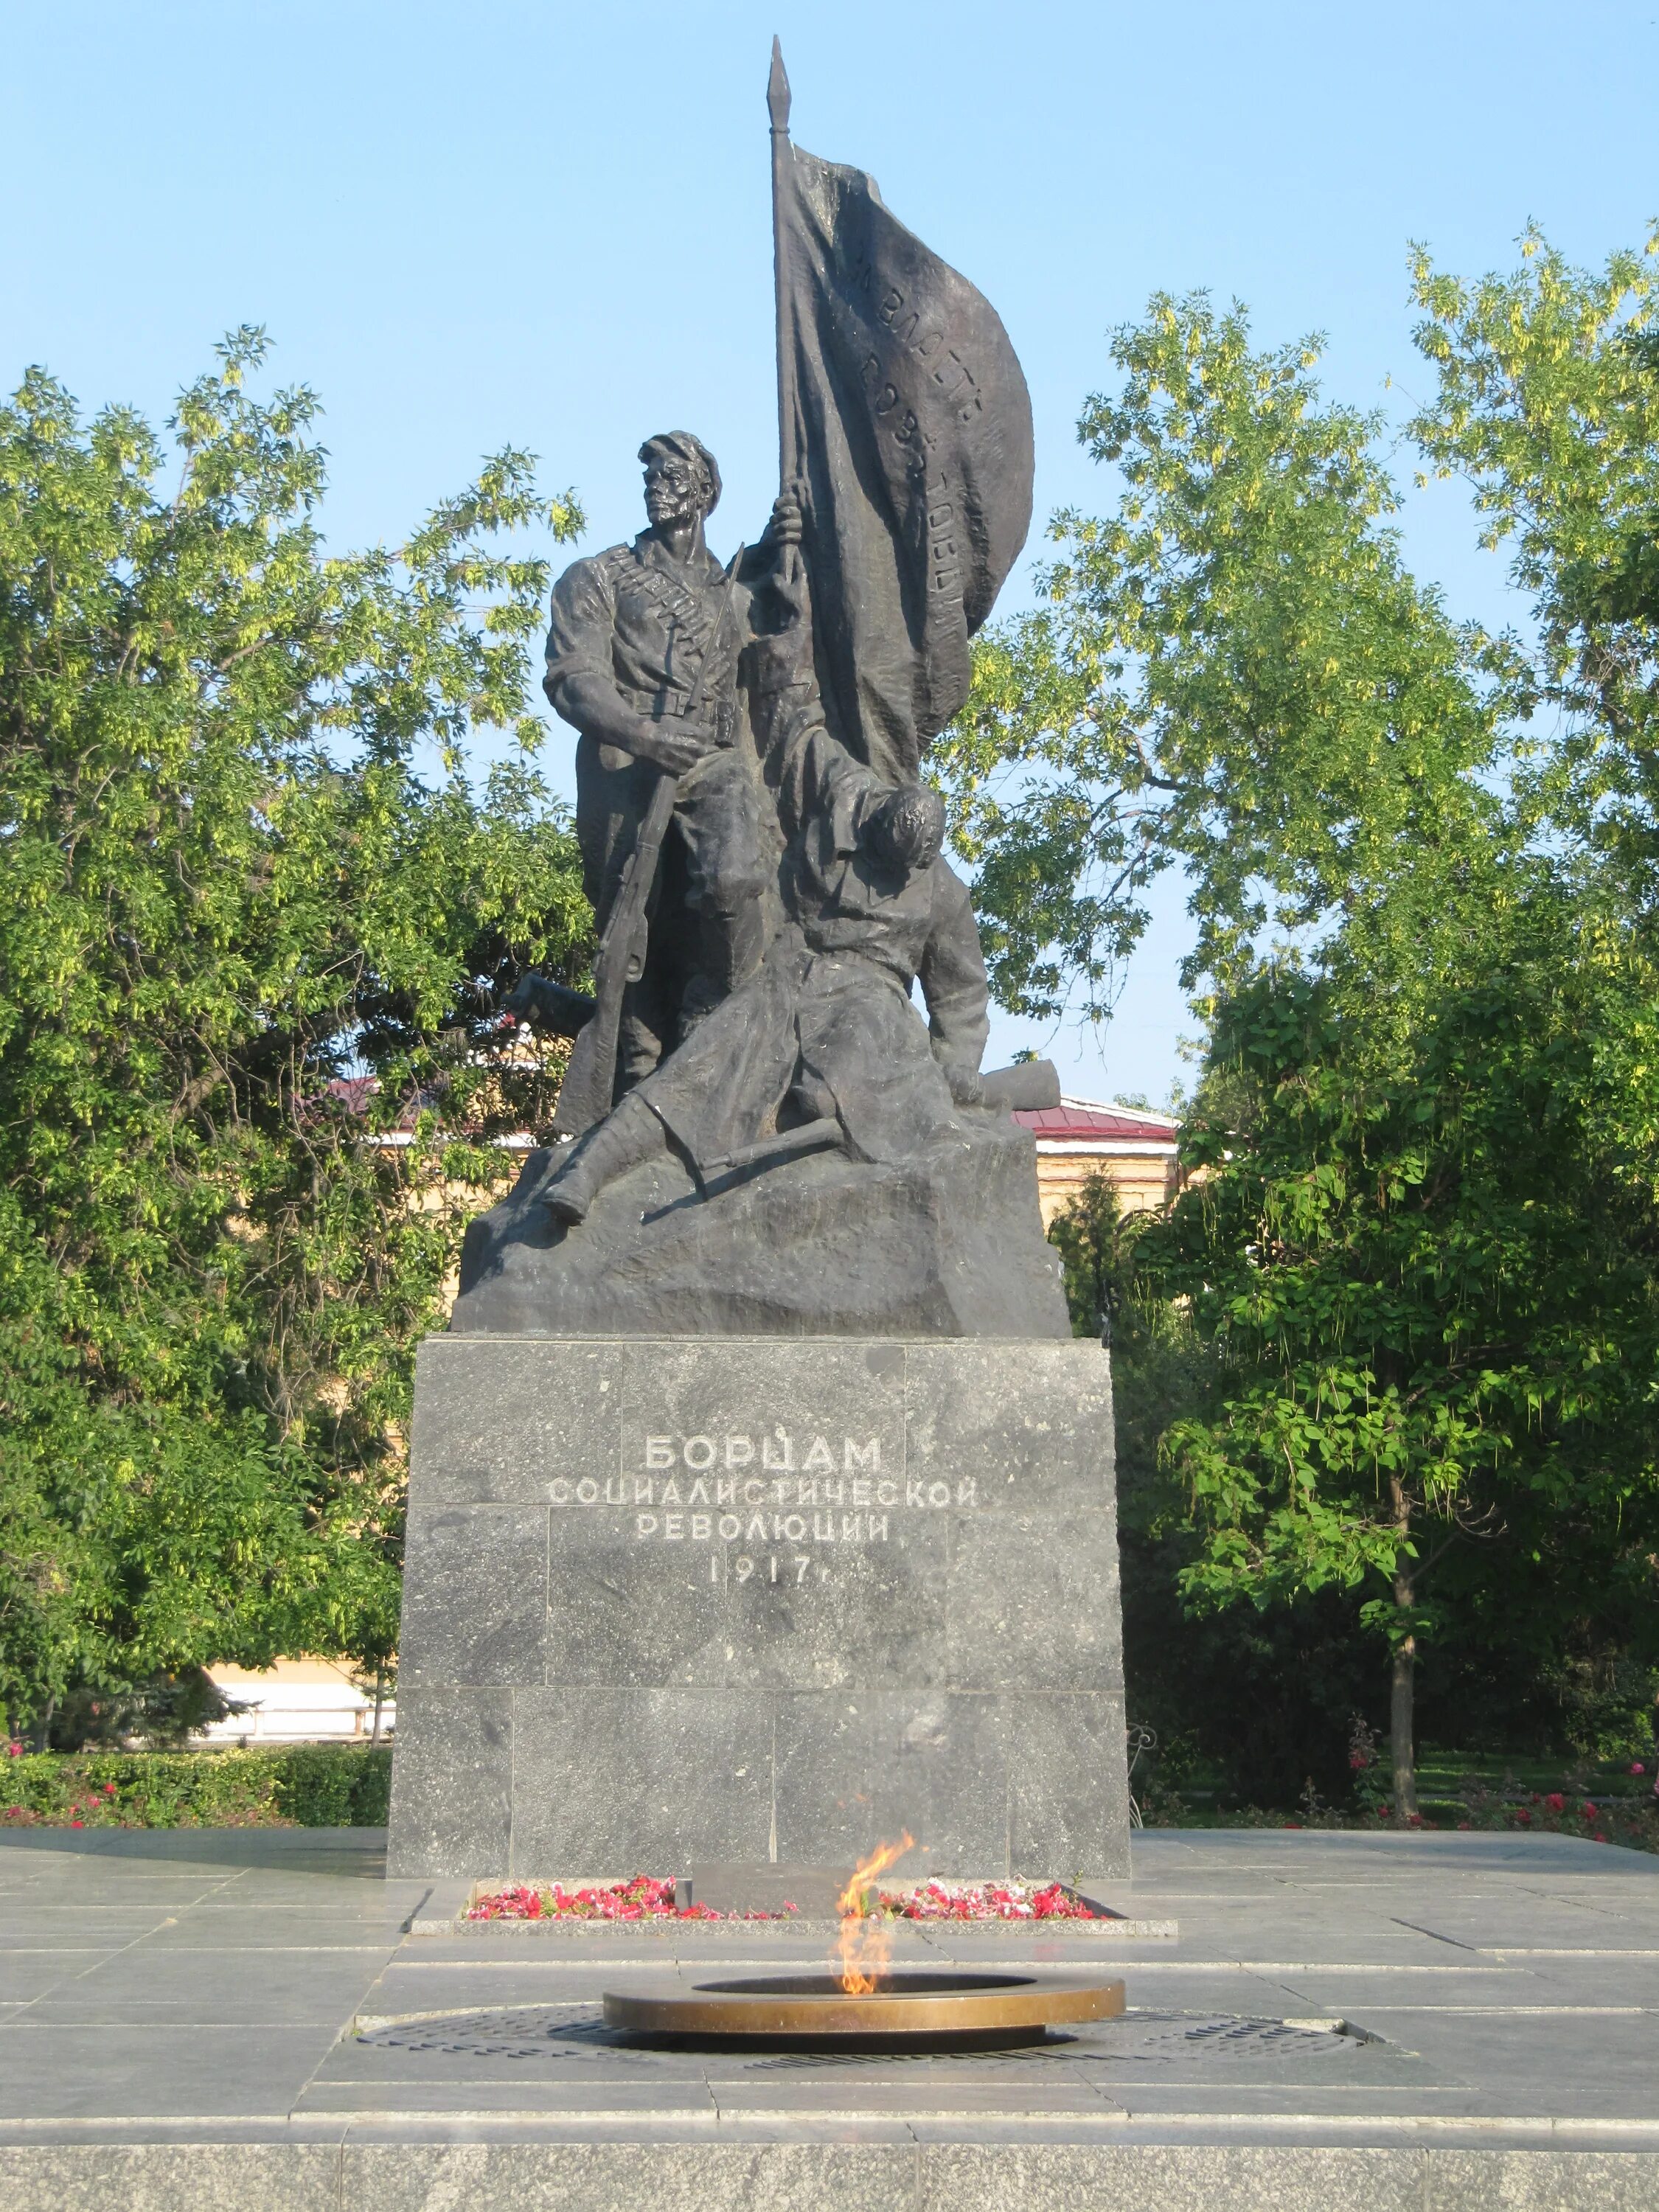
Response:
553,549,745,1139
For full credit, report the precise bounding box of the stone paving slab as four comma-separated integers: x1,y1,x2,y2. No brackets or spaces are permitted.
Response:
1,1826,1657,2207
4,2135,1659,2211
0,2020,348,2122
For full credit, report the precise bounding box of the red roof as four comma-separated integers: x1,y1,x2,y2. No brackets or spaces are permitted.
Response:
323,1076,380,1115
1013,1096,1179,1144
319,1075,439,1130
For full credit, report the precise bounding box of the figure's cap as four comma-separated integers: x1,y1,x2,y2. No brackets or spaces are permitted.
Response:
639,431,721,515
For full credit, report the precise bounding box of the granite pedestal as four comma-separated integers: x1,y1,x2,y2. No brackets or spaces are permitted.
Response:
386,1335,1130,1882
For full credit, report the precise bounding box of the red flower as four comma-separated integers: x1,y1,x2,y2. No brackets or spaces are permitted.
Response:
1545,1792,1566,1813
1632,1764,1648,1776
69,1819,83,1828
887,1877,1095,1923
4,1742,21,1759
465,1873,788,1925
1593,1832,1609,1844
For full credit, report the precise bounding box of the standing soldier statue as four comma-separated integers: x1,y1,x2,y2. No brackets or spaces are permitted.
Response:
542,431,799,1127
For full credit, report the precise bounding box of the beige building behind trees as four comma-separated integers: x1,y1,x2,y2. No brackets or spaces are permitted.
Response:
1014,1096,1182,1229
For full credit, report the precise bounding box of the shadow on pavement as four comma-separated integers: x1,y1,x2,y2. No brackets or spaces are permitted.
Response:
0,1825,388,1874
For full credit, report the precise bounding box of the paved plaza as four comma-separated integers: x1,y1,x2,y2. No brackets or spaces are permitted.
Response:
1,1824,1656,2206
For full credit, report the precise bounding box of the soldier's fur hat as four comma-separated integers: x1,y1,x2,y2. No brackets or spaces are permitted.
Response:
639,431,721,515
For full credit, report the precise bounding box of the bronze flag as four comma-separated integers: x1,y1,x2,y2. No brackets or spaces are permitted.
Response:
773,109,1034,787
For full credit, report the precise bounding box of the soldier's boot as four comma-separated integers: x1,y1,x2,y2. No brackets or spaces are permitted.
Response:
540,1093,666,1225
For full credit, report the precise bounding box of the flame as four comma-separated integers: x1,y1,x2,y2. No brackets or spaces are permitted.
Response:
835,1831,914,1994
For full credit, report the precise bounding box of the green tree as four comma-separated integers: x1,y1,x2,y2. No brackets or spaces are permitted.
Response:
1141,912,1659,1818
1049,1169,1140,1343
1408,223,1659,901
933,294,1515,1810
0,332,591,1740
931,293,1503,1021
944,265,1659,1812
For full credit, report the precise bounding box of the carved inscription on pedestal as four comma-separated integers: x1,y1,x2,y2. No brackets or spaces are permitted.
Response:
548,1419,979,1585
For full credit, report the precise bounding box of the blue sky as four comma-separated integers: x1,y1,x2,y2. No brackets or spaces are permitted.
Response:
4,0,1656,1104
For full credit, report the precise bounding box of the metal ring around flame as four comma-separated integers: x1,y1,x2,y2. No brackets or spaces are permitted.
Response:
602,1970,1127,2044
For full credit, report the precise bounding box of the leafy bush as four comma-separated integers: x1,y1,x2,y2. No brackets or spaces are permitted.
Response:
0,334,590,1736
0,1745,391,1828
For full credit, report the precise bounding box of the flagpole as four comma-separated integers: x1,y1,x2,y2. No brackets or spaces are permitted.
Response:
767,36,799,498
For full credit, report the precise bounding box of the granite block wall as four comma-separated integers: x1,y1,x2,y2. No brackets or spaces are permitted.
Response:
386,1335,1130,1880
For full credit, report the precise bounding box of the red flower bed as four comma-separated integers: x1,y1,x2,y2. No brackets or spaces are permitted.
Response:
877,1879,1104,1921
465,1875,1110,1922
465,1875,791,1922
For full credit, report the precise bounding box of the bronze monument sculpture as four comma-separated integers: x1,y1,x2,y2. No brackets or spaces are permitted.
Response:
456,44,1069,1340
388,46,1130,1891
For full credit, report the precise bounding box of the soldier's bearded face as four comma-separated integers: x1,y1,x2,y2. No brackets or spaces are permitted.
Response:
644,456,708,529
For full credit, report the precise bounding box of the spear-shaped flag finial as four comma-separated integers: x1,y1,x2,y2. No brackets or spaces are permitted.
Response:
768,35,790,135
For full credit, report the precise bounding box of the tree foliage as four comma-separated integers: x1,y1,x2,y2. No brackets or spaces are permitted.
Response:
0,332,591,1736
1141,913,1659,1799
968,240,1659,1804
932,294,1503,1018
1409,223,1659,898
